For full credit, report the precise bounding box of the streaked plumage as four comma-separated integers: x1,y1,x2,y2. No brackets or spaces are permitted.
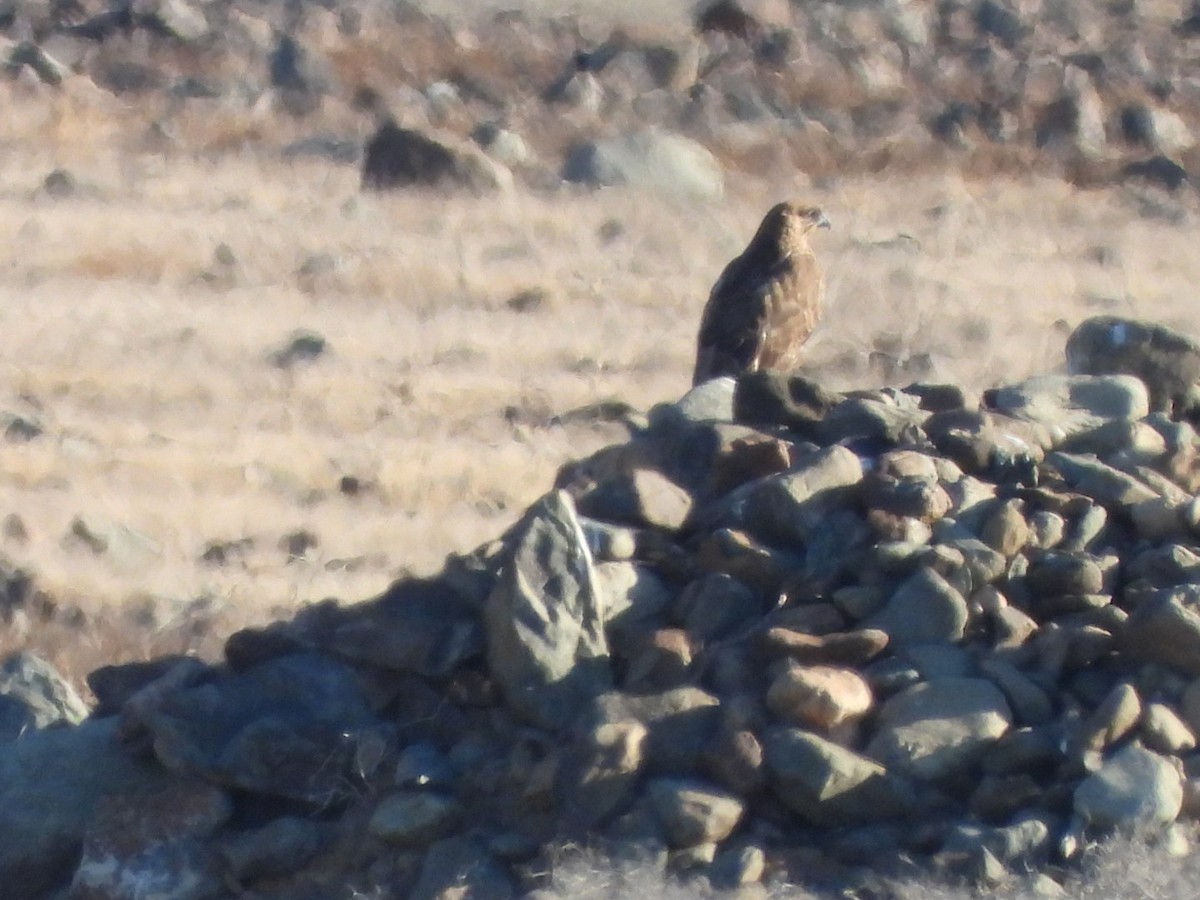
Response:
692,202,831,386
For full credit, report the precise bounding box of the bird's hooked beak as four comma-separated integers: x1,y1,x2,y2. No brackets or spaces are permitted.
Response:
817,213,832,230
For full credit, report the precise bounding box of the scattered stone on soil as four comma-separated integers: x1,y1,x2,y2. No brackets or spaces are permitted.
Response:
13,0,1200,193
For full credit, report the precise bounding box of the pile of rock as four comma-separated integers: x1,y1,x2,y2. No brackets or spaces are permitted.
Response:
8,314,1200,898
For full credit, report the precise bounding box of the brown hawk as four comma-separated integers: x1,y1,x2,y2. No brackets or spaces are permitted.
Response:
692,202,831,386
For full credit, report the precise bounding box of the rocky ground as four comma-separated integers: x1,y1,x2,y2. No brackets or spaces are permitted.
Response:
9,317,1200,897
6,0,1200,191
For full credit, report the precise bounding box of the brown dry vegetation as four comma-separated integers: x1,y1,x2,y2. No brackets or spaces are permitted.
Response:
2,64,1200,683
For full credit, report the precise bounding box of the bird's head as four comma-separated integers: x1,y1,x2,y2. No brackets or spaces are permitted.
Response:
785,203,831,233
755,202,831,254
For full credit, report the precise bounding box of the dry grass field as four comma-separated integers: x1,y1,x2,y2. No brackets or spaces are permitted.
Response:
3,78,1200,681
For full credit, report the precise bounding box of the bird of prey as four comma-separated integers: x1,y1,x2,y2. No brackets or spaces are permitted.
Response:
692,202,831,386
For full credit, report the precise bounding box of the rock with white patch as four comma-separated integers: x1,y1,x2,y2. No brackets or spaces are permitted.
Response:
1066,316,1200,417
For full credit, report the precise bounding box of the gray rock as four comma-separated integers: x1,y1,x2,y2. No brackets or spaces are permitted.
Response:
989,602,1040,650
0,694,34,742
981,499,1031,556
472,122,534,168
362,121,510,194
1066,316,1200,416
582,687,720,774
72,836,223,900
596,562,674,641
819,395,928,446
979,658,1054,726
1073,682,1142,756
95,59,169,95
759,627,890,667
1123,464,1189,505
1025,551,1105,600
863,473,953,522
1125,542,1200,587
1043,452,1160,510
708,842,766,888
1062,503,1110,552
394,741,457,790
580,518,639,561
942,811,1056,869
724,445,864,546
701,724,765,796
1029,510,1067,549
764,727,917,826
969,773,1046,821
1131,497,1189,542
667,376,737,423
763,602,844,636
216,817,322,882
646,777,745,848
485,491,612,729
368,792,462,847
151,0,208,42
673,573,761,640
1073,743,1183,828
865,567,969,647
823,823,907,868
578,468,694,532
117,657,214,731
1057,620,1120,671
0,717,173,900
268,330,326,369
269,34,318,94
135,653,382,804
87,656,197,718
1121,103,1190,153
328,578,483,678
866,678,1012,782
1064,418,1167,460
563,129,724,200
987,374,1150,447
832,585,888,619
487,831,540,863
731,371,842,436
869,540,932,576
622,628,695,690
1122,586,1200,676
559,719,647,828
926,409,1046,477
543,64,602,111
70,780,231,900
692,527,803,595
939,538,1008,590
1181,677,1200,736
805,508,876,581
899,643,973,680
0,652,89,728
877,448,943,480
1141,702,1197,755
7,41,69,86
982,726,1067,776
